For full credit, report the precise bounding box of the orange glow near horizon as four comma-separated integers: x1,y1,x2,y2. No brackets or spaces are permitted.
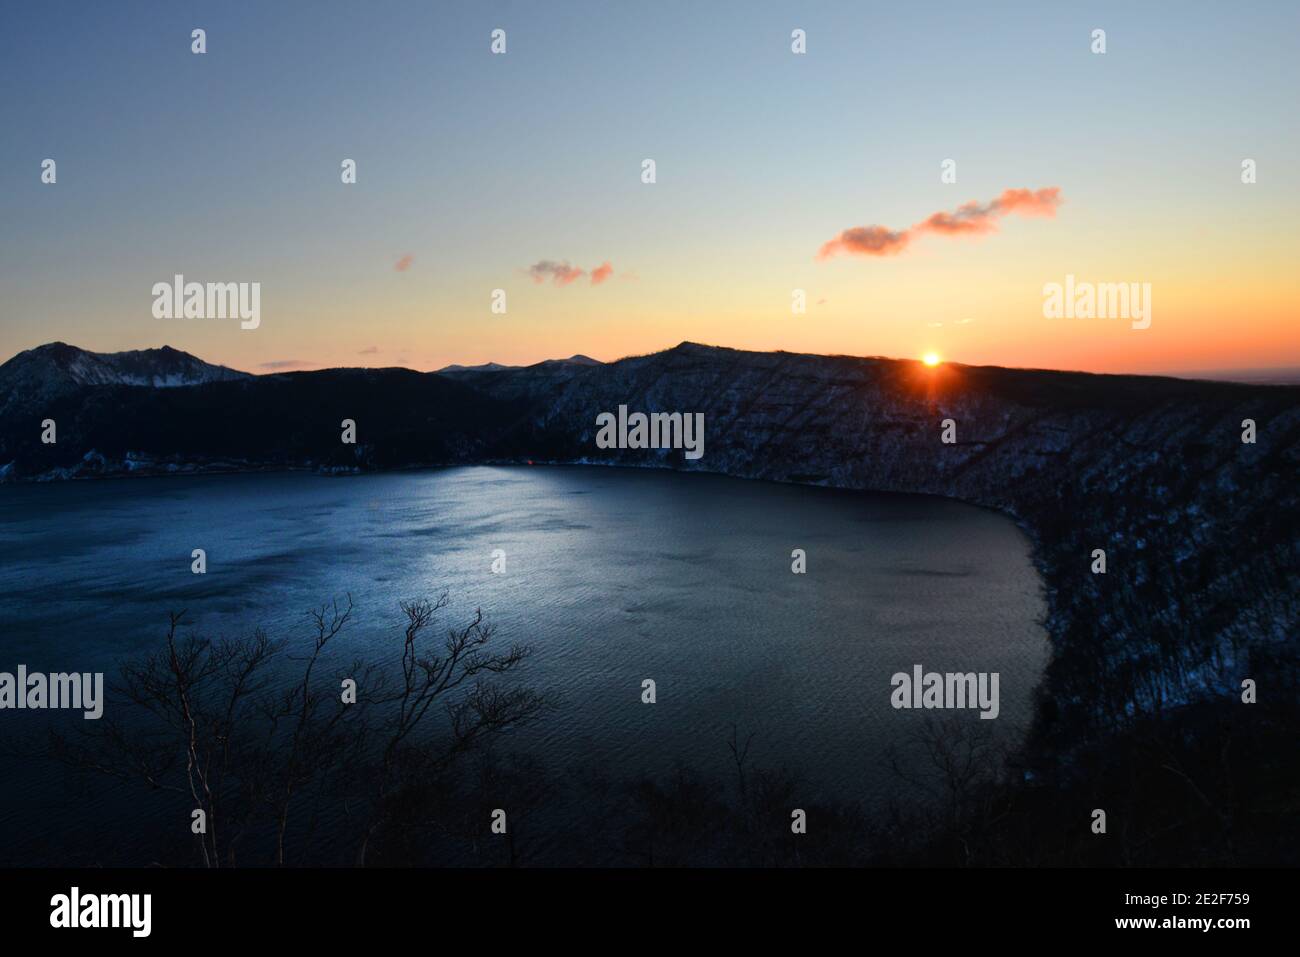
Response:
18,240,1297,379
922,352,942,367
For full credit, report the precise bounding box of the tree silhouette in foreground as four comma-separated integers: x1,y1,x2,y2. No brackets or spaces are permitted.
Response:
49,593,550,867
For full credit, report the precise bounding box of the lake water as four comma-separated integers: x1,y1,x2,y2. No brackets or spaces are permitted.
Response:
0,465,1048,864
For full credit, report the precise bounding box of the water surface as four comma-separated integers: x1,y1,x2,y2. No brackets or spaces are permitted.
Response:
0,466,1048,863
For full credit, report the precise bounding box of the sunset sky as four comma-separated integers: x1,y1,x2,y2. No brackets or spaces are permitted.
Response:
3,0,1297,376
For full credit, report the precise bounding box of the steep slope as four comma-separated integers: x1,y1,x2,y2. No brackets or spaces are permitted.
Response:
1,341,1296,753
2,339,1294,864
466,342,1300,753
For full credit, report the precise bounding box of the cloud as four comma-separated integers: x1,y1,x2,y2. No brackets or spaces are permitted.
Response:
259,359,312,370
817,187,1062,260
527,259,618,286
817,226,911,260
986,187,1062,217
394,254,414,272
358,346,379,354
527,260,585,285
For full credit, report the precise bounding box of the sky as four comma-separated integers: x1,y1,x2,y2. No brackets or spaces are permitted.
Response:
2,0,1298,376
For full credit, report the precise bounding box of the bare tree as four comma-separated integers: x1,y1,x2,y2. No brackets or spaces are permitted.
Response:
887,714,1008,840
726,722,755,798
48,592,549,867
352,595,549,865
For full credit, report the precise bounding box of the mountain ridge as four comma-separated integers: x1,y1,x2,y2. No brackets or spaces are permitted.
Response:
0,342,248,422
8,339,1287,386
1,341,248,387
0,338,1295,850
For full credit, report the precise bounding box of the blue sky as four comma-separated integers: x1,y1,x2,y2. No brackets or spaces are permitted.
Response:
3,0,1297,374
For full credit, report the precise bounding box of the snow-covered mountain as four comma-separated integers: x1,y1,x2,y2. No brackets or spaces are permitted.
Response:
0,342,248,420
1,341,246,389
1,338,1292,865
1,339,1295,752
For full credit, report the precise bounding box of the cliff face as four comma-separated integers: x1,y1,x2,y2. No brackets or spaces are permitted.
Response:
2,341,1297,750
497,343,1299,747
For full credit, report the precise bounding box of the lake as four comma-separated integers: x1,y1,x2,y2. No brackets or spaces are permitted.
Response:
0,465,1048,864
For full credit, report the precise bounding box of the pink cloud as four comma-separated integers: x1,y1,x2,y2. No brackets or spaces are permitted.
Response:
394,254,414,272
818,187,1063,259
527,260,585,285
987,186,1062,217
817,226,911,260
526,259,618,287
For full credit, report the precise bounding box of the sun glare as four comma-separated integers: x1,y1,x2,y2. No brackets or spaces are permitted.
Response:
922,352,942,367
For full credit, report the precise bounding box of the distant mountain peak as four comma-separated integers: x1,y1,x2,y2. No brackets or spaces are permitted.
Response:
436,361,519,374
0,342,248,394
438,353,604,375
668,341,731,356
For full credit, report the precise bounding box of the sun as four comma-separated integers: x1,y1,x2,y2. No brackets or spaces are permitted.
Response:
922,352,942,367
